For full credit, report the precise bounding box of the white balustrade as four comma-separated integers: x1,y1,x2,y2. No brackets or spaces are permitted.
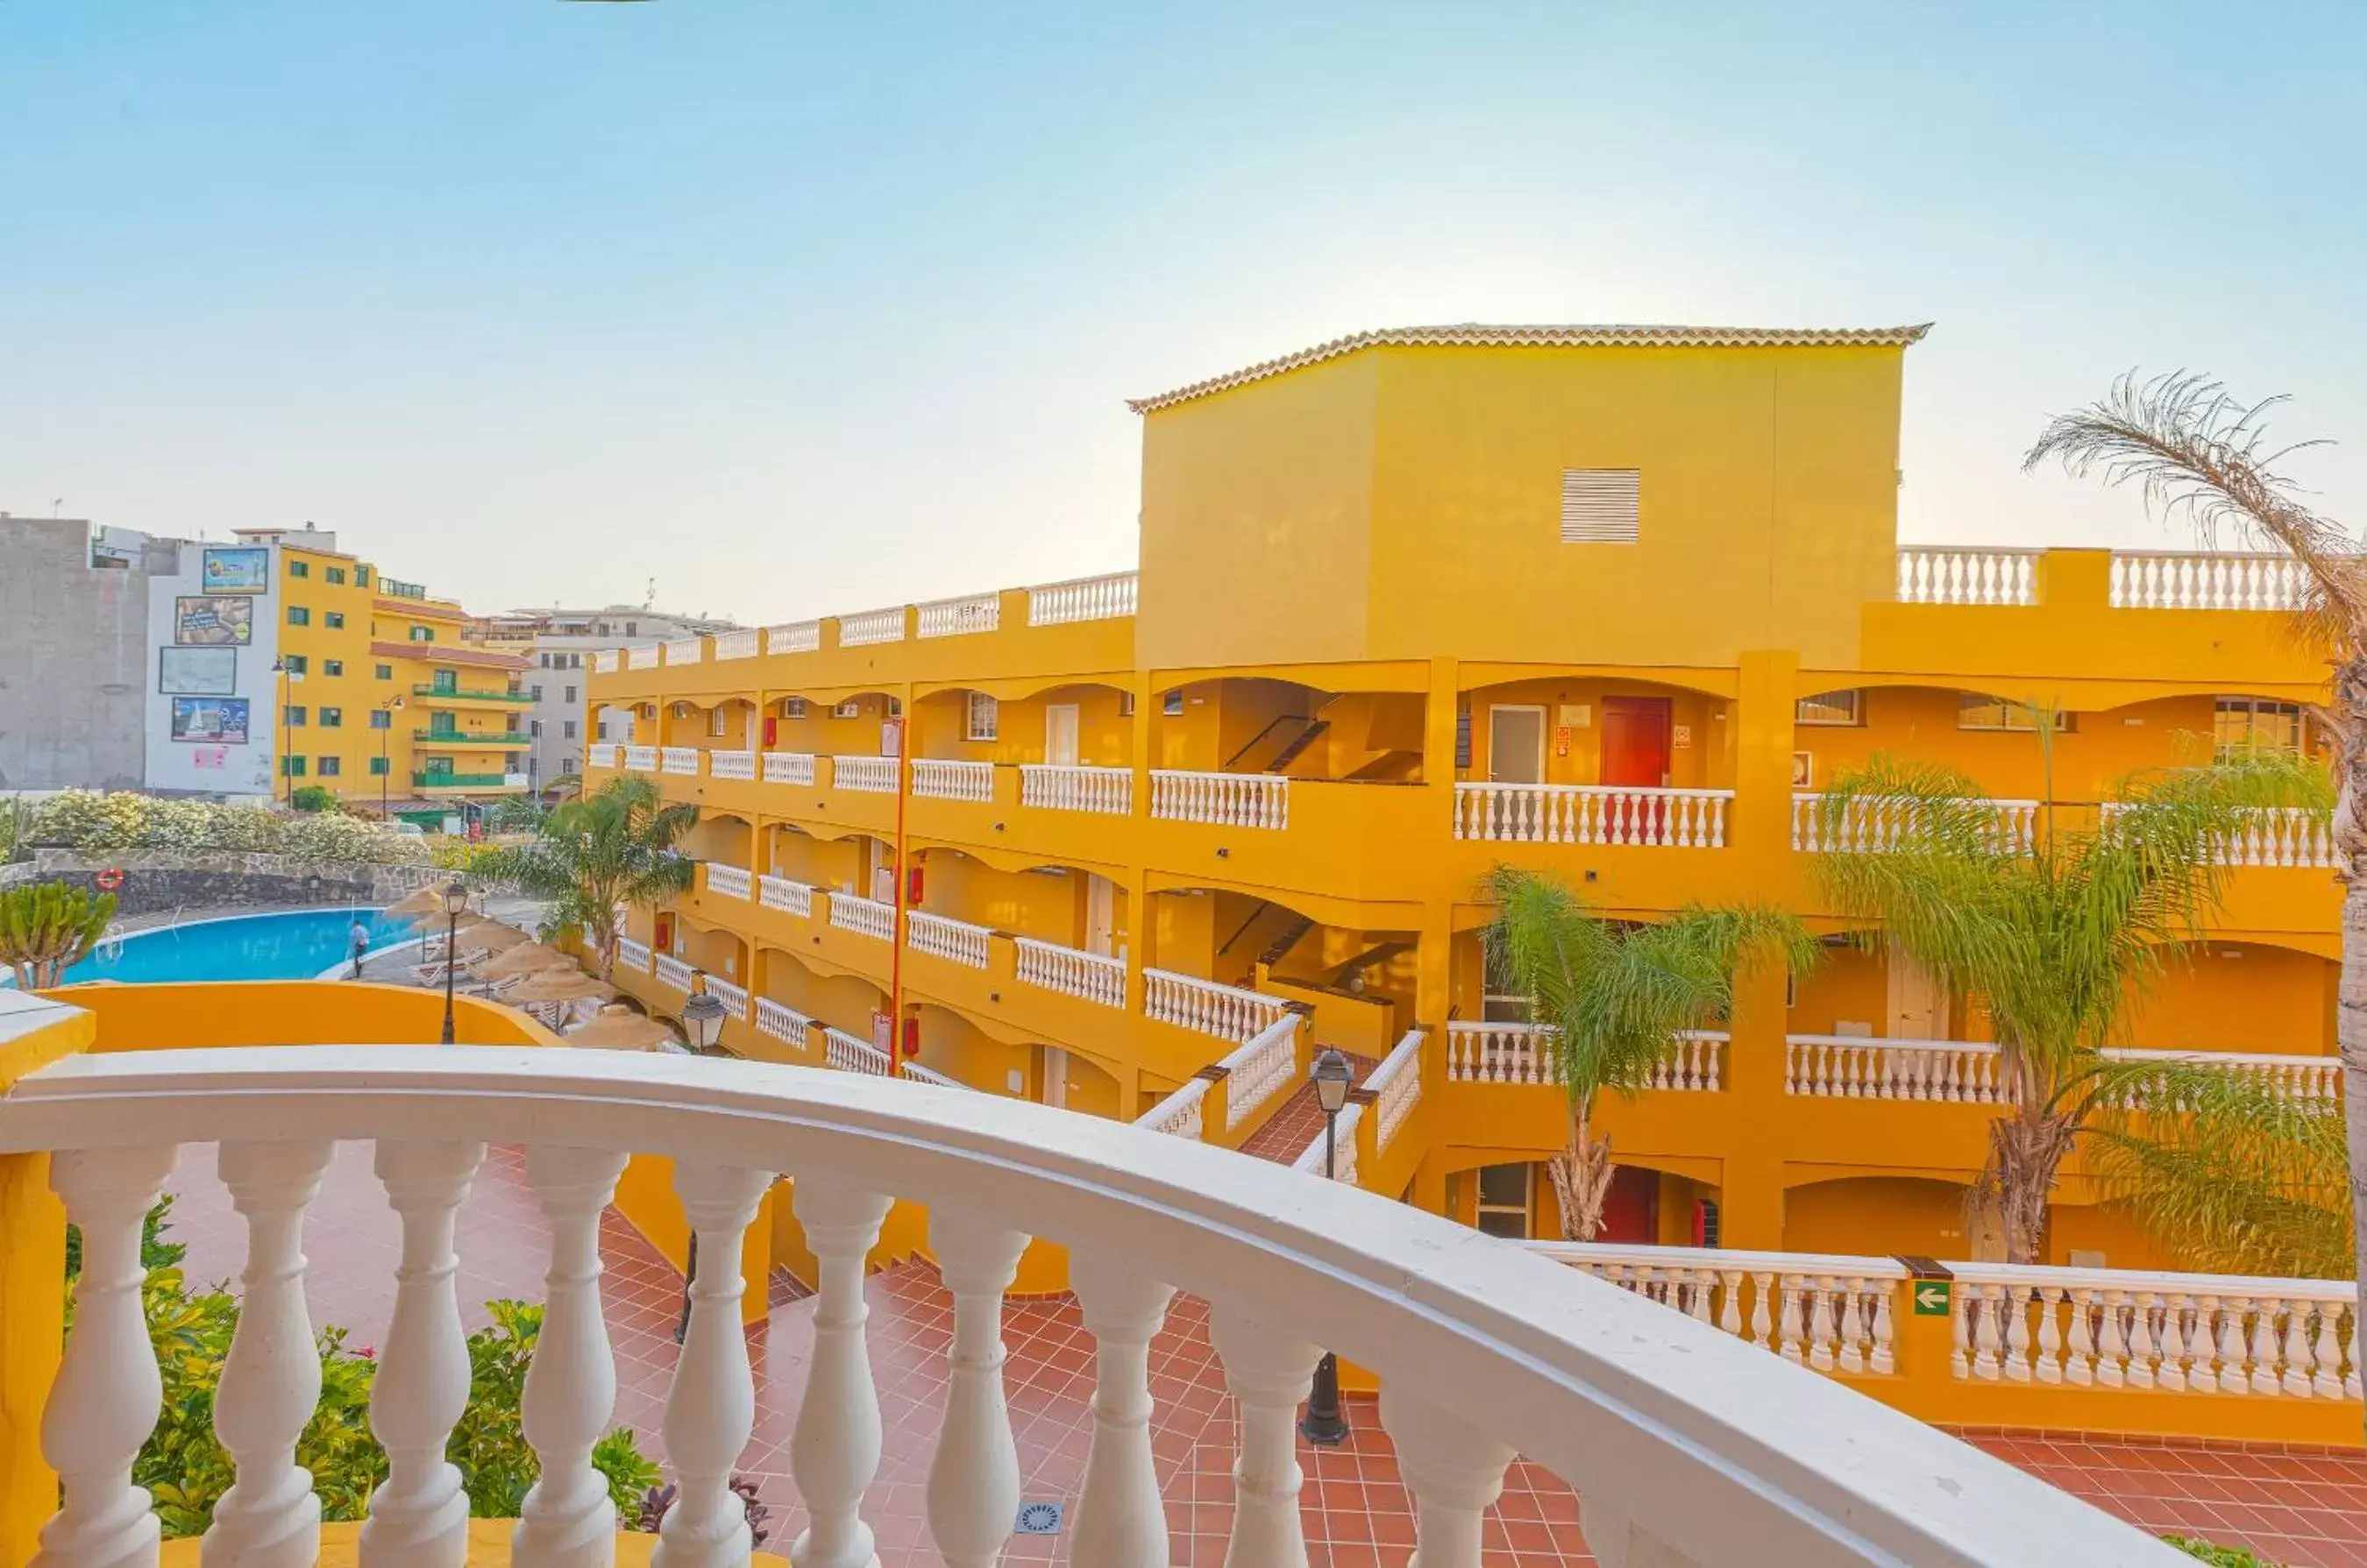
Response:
1291,1100,1362,1186
654,954,696,991
1144,968,1290,1044
831,755,898,793
762,750,818,786
626,645,661,670
659,747,700,777
1148,770,1289,831
622,745,658,773
828,892,894,943
2101,802,2336,869
823,1025,892,1075
1793,793,2038,854
1020,763,1133,815
1786,1035,2007,1102
2101,1047,2343,1105
1215,1013,1302,1130
710,630,760,663
906,911,990,969
613,937,653,974
2110,550,2312,612
1013,938,1126,1009
7,1048,2216,1566
1446,1022,1723,1091
1133,1075,1211,1142
900,1062,963,1089
702,976,750,1022
661,637,703,667
758,874,814,919
701,862,753,901
1897,545,2040,606
1454,783,1731,847
591,650,620,675
1367,1028,1425,1153
765,620,821,655
916,592,1001,639
910,758,993,802
836,607,906,647
586,742,618,770
707,749,756,782
754,997,813,1048
1027,570,1138,626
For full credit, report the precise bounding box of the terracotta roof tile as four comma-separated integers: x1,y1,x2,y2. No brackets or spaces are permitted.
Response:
371,641,531,670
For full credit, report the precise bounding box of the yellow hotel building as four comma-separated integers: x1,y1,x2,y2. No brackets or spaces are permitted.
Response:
584,323,2335,1274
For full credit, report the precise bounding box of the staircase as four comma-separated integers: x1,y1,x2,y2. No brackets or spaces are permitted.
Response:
1258,915,1316,968
1263,720,1330,773
1331,939,1412,990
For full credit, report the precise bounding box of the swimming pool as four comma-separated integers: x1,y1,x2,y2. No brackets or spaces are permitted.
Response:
47,907,418,986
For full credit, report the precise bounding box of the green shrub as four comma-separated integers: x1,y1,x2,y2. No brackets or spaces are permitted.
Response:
289,786,338,813
26,791,428,867
2167,1538,2276,1567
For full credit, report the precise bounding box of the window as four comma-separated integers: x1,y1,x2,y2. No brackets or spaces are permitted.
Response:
1119,692,1136,717
1560,468,1642,544
288,560,309,578
540,653,552,669
570,653,582,669
323,659,343,678
287,606,310,627
2215,697,2305,756
355,567,370,587
319,707,343,727
532,685,544,701
369,756,389,776
423,756,454,779
782,697,808,719
281,655,309,676
1474,1163,1532,1240
564,685,577,703
285,706,307,726
324,611,345,629
1957,693,2072,732
707,707,728,738
374,663,394,680
317,756,341,777
597,721,610,741
965,692,999,741
833,699,863,719
326,566,346,585
1162,690,1184,717
409,626,435,642
531,720,544,738
282,756,307,777
625,621,638,636
370,710,392,730
1795,690,1863,727
563,720,578,740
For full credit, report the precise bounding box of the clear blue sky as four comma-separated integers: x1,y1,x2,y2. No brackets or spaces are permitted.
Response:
4,2,2359,625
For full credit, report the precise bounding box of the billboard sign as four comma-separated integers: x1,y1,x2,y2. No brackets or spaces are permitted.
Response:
159,646,239,695
200,546,272,593
170,696,251,744
174,594,253,645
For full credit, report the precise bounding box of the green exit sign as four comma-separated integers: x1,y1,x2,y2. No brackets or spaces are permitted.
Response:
1912,1281,1952,1316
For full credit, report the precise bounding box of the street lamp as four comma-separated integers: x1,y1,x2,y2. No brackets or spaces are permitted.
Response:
1299,1047,1355,1446
438,879,470,1045
378,695,405,820
673,976,731,1343
272,658,292,805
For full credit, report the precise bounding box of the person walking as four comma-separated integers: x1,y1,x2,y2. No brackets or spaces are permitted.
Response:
349,918,372,980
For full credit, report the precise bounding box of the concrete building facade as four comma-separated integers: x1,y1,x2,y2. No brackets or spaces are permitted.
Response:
0,518,174,791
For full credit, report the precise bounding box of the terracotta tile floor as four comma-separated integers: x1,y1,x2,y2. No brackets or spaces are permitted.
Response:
1235,1052,1380,1166
160,1146,2367,1566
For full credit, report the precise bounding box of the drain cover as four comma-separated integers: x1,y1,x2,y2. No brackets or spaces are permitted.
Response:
1014,1501,1064,1536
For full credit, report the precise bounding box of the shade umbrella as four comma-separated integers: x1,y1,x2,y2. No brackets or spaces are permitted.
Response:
453,917,531,953
383,886,450,921
477,943,575,981
508,969,615,1005
565,1005,679,1052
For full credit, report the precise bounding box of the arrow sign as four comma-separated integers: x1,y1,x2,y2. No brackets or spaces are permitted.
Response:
1912,1281,1952,1316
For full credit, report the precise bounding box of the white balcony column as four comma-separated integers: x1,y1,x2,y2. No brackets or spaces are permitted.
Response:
205,1139,335,1568
1579,1498,1702,1568
654,1163,773,1568
923,1214,1032,1568
1067,1258,1176,1568
1378,1386,1517,1568
790,1180,894,1568
362,1139,486,1568
513,1146,632,1568
35,1143,177,1568
1207,1306,1322,1568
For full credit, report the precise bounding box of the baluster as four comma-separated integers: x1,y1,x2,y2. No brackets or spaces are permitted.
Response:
2031,1288,2064,1385
2248,1298,2285,1396
2059,1288,2095,1387
1949,1290,1972,1379
2279,1299,2316,1398
2349,1310,2364,1400
1380,1388,1514,1568
1209,1308,1321,1568
1746,1273,1773,1348
1972,1285,2004,1381
1834,1280,1865,1373
513,1146,631,1568
1776,1278,1805,1363
1069,1260,1176,1568
2001,1286,2035,1383
2148,1295,2182,1391
2093,1290,2126,1387
207,1140,336,1568
786,1179,892,1568
37,1144,179,1568
2314,1304,2346,1399
1807,1280,1837,1371
926,1215,1031,1568
1867,1284,1896,1374
2216,1296,2254,1394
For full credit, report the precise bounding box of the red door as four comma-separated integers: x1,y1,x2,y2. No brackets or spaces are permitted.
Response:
1599,698,1672,785
1597,1165,1661,1244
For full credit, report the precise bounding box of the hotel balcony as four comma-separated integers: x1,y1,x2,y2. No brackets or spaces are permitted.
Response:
411,770,529,791
411,682,532,707
413,728,532,749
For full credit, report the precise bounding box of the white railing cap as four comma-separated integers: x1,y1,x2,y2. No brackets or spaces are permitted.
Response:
1525,1239,1915,1280
1944,1258,2358,1300
0,1045,2185,1564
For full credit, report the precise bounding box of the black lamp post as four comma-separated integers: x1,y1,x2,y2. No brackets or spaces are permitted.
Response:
674,978,730,1341
378,695,405,819
1299,1046,1354,1446
438,879,469,1045
272,658,292,805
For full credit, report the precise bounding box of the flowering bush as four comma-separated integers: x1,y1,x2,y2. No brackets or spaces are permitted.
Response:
26,791,426,866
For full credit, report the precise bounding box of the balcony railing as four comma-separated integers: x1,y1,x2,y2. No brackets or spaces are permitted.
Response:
626,644,660,670
833,755,897,793
1368,1026,1425,1154
410,772,512,789
2101,800,2336,868
1013,937,1125,1009
704,975,750,1020
1020,762,1131,815
661,636,702,666
1027,569,1137,625
623,745,658,772
837,607,906,647
765,619,821,655
707,749,756,782
2110,550,2312,611
1897,545,2040,606
1219,1011,1303,1130
2,1045,2195,1567
653,954,695,991
1791,793,2038,855
702,863,753,902
586,741,618,770
821,1024,892,1074
906,910,990,968
754,995,813,1047
762,749,817,785
413,729,530,748
711,629,760,662
660,747,700,777
591,649,620,674
916,592,1000,639
1454,783,1732,847
1785,1033,2341,1104
1149,770,1288,830
757,873,814,919
1446,1021,1726,1092
613,937,652,973
828,891,894,943
411,684,530,703
910,758,993,802
1143,968,1290,1043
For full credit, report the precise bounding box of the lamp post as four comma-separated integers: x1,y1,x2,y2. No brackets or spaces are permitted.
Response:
438,879,469,1045
1299,1047,1354,1446
674,977,730,1342
272,658,291,805
378,695,405,819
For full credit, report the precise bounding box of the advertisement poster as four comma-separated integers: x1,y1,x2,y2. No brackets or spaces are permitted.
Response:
171,696,251,744
159,646,238,694
201,546,271,592
174,595,253,646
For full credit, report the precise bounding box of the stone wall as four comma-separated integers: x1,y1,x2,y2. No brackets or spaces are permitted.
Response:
0,518,167,791
20,849,444,915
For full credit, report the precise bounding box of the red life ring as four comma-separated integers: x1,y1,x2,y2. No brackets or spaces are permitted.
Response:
94,869,125,891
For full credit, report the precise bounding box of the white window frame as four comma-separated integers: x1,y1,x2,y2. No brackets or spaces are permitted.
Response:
1957,693,2072,734
833,699,863,720
1795,690,1863,727
782,696,808,719
965,691,999,742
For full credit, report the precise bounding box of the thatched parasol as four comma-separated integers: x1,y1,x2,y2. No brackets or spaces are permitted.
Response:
382,886,451,921
565,1005,679,1052
507,969,615,1005
478,943,575,981
452,917,531,953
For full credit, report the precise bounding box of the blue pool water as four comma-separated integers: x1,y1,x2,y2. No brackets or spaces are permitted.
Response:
53,907,417,985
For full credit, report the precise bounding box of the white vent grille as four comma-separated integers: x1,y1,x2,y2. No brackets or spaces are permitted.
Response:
1560,469,1640,543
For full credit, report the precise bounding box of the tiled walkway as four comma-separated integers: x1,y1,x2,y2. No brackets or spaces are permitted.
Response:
160,1146,2367,1566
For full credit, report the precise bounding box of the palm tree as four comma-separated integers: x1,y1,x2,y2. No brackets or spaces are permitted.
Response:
0,882,117,990
474,776,696,980
1482,867,1816,1240
1814,748,2327,1264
